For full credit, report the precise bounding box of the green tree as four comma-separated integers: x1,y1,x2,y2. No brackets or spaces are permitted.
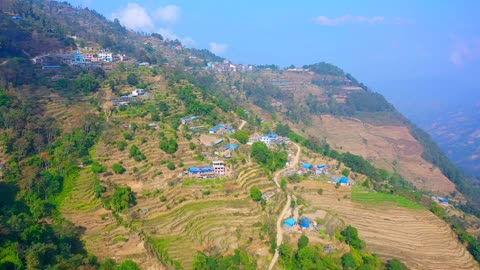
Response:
386,259,409,270
167,162,176,170
127,73,139,86
342,253,358,269
116,260,140,270
250,187,262,202
112,163,126,174
341,226,363,249
189,142,196,150
192,253,208,270
298,235,309,249
234,130,250,144
341,168,350,177
280,179,287,190
0,88,10,107
251,142,271,166
160,138,178,154
110,186,135,212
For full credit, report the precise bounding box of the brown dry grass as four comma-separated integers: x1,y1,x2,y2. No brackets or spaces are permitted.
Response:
306,115,456,194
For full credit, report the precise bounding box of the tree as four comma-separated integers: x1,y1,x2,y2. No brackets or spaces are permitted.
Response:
234,130,250,144
160,138,178,154
189,142,196,150
0,88,10,107
127,73,139,86
298,235,309,249
112,163,126,174
341,226,363,249
386,259,408,270
167,162,176,170
110,186,135,212
341,253,358,269
280,179,287,190
250,187,262,202
192,253,208,270
116,260,140,270
341,168,350,177
251,142,271,166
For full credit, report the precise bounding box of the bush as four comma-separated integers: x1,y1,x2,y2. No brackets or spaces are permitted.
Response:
250,187,262,202
123,132,133,140
386,259,408,270
341,226,363,249
92,161,106,173
189,142,196,150
167,162,176,170
112,163,126,174
298,235,309,249
110,186,135,212
160,138,178,154
117,141,128,151
160,196,167,202
341,168,350,177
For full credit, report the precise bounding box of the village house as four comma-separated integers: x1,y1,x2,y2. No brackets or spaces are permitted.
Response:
212,160,226,175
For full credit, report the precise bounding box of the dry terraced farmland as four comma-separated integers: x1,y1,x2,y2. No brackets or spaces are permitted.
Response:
298,181,478,270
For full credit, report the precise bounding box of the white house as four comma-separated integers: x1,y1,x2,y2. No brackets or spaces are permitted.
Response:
213,160,225,175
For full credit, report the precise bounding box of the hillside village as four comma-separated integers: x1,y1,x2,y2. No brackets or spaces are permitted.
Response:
0,1,479,270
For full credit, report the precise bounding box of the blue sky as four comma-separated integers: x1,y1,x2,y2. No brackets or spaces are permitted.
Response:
66,0,480,113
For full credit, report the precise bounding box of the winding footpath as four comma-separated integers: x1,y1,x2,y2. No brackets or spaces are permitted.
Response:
268,142,301,270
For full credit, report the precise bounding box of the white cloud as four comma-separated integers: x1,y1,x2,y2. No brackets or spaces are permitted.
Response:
312,15,385,26
154,5,181,24
450,38,480,66
157,28,194,47
209,42,228,55
112,3,154,32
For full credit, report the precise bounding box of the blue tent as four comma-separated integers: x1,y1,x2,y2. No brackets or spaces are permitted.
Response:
299,217,310,229
340,176,349,184
284,218,296,227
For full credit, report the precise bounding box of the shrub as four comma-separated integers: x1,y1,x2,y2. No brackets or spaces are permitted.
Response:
167,162,176,170
92,161,106,173
112,163,126,174
250,187,262,202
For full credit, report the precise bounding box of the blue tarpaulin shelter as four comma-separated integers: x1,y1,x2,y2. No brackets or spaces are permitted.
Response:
302,163,313,169
299,217,310,229
224,144,239,150
284,218,296,227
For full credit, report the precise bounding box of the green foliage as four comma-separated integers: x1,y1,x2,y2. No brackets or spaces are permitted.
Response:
116,260,140,270
342,253,358,269
298,235,309,249
341,226,363,250
250,187,262,202
112,163,126,174
160,138,178,154
117,141,128,151
275,123,292,137
123,132,133,140
234,130,250,144
341,168,350,177
127,73,139,86
250,142,287,172
75,73,100,95
304,62,345,76
280,179,287,190
129,145,146,161
0,88,11,107
167,162,176,170
92,161,107,173
192,249,256,270
110,186,136,212
189,142,196,150
386,259,409,270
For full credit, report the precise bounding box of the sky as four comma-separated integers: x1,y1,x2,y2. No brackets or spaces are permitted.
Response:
65,0,480,114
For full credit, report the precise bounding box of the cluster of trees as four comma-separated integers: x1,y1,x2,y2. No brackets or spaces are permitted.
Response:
109,186,136,212
176,85,215,116
303,62,345,76
159,138,178,154
233,130,249,144
250,142,288,172
192,249,256,270
129,145,146,162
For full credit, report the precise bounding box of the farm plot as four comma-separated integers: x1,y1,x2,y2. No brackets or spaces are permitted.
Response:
299,181,479,270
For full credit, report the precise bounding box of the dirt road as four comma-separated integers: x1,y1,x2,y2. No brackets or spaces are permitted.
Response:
268,142,301,270
238,119,247,131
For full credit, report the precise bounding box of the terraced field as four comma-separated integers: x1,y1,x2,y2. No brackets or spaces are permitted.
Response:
299,181,479,270
60,168,159,268
130,163,277,269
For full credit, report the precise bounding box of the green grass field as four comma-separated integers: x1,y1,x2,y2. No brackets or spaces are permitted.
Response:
351,187,424,210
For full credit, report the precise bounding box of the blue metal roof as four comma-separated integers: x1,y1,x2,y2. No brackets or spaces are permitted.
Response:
224,144,239,150
284,218,296,227
302,163,312,169
317,164,326,169
340,176,349,184
265,134,279,139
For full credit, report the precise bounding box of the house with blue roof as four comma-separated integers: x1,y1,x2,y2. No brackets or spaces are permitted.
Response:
302,163,313,170
315,164,327,175
181,116,198,125
224,144,239,150
334,176,349,186
260,134,279,144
